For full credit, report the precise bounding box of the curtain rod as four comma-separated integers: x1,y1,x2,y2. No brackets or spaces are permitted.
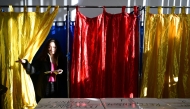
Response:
148,6,190,8
1,5,190,8
0,5,134,8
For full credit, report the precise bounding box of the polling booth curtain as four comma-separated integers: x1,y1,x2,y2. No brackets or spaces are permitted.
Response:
71,6,139,98
140,6,190,98
0,6,58,109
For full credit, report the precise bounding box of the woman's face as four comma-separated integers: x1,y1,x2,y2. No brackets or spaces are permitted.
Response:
48,41,57,55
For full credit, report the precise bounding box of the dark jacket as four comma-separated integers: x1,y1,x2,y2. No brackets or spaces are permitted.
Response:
22,54,67,98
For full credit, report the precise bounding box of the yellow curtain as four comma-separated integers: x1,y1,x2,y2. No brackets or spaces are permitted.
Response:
0,5,59,109
140,6,190,98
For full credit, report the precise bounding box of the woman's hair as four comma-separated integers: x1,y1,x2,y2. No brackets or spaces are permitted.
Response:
38,38,62,61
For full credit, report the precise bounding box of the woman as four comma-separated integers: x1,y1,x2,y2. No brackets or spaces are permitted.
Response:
16,38,67,102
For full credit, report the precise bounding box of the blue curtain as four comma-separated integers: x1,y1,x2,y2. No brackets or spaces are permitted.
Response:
139,22,144,78
31,21,75,100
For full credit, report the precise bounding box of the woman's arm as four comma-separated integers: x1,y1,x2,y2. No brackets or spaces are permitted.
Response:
57,55,66,74
16,58,37,74
21,59,36,74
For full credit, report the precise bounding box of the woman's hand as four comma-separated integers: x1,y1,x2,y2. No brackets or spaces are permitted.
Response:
54,69,63,75
15,58,26,64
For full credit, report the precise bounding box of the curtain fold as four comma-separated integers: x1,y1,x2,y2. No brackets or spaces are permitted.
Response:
0,5,59,109
140,6,190,98
71,6,139,98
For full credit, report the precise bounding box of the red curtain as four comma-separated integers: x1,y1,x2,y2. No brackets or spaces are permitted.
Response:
71,6,139,98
